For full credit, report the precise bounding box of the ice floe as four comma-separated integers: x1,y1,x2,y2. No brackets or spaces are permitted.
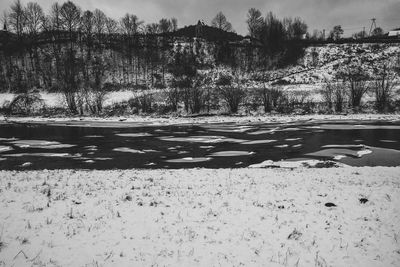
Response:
166,157,211,163
112,147,145,154
275,144,289,148
242,139,277,145
249,159,325,168
5,153,75,158
209,151,255,157
158,136,245,143
9,140,75,149
115,133,152,137
0,146,13,153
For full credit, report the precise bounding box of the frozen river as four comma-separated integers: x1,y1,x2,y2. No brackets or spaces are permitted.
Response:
1,119,400,169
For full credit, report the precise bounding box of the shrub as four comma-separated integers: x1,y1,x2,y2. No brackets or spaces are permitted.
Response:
189,86,205,114
258,86,285,112
128,93,154,114
348,80,369,111
166,88,180,112
83,89,109,115
337,62,370,110
373,62,398,113
105,101,130,116
321,81,335,113
8,92,45,115
322,80,347,113
153,103,174,115
215,73,233,86
219,86,245,113
244,89,262,113
286,91,311,114
334,82,347,113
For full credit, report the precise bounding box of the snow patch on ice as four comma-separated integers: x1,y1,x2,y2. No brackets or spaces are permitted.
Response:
333,155,347,160
357,149,373,157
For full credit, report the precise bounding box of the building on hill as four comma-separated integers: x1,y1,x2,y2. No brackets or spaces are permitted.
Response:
388,28,400,37
195,20,204,38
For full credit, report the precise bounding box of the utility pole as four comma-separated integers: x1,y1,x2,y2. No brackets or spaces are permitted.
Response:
369,18,377,36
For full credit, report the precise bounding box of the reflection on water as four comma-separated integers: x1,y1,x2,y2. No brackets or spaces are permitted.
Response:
1,120,400,170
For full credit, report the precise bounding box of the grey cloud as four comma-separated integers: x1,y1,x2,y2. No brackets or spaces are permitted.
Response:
0,0,398,35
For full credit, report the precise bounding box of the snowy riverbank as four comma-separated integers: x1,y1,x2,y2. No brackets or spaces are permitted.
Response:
0,167,399,266
1,113,400,127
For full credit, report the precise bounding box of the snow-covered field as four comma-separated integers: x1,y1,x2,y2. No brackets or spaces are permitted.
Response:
0,167,399,266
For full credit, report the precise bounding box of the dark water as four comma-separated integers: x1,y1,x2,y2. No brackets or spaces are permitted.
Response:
1,120,400,170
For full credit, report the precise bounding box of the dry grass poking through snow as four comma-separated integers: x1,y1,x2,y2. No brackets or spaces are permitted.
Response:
0,167,399,266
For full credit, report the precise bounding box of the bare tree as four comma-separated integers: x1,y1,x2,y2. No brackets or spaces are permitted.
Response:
373,61,398,112
171,17,178,31
9,0,25,37
337,62,370,110
120,13,143,37
145,23,159,34
159,18,171,33
83,57,109,114
330,25,343,40
372,27,384,37
81,10,94,37
93,9,106,39
246,8,263,38
81,10,94,57
211,11,233,32
105,17,118,34
216,72,244,113
334,82,346,112
49,2,62,31
291,17,308,39
24,2,44,35
58,50,81,114
40,14,51,32
60,1,81,40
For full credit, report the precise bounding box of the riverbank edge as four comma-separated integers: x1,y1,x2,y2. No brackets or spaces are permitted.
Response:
1,113,400,126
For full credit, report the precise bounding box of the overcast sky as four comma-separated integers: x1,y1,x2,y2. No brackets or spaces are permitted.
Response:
1,0,400,36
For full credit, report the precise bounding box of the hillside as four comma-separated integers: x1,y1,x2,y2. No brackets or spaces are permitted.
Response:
257,43,400,85
0,37,399,115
